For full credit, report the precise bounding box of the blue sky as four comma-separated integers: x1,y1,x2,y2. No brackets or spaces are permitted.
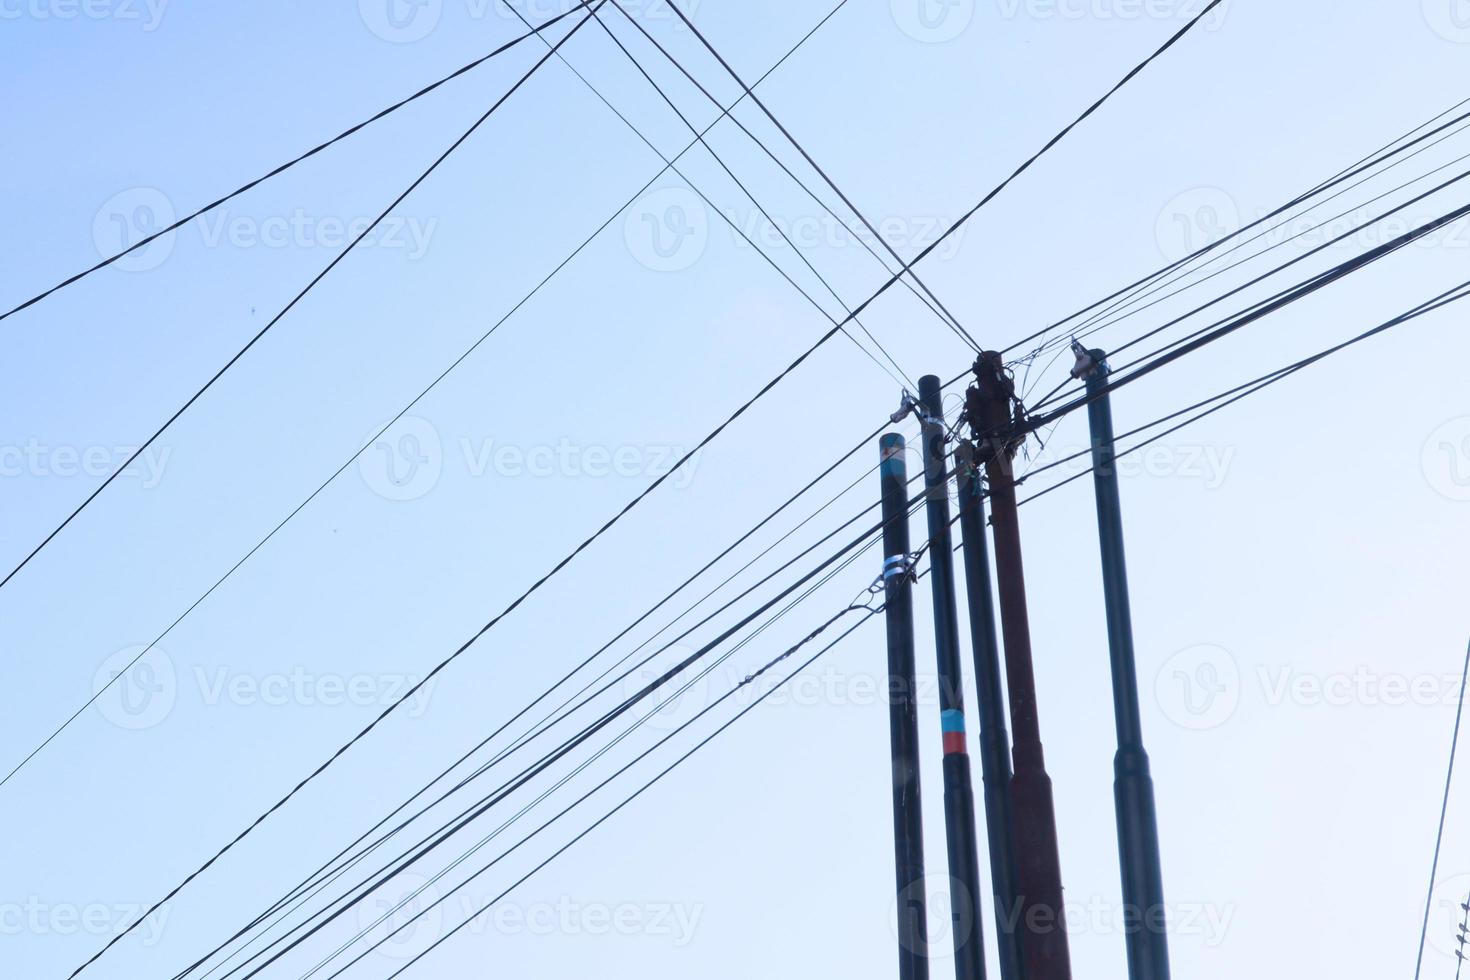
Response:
3,1,1470,977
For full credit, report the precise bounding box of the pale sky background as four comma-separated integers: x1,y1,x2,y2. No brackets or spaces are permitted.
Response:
3,1,1470,978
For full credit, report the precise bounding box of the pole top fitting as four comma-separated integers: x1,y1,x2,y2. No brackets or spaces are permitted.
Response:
1069,339,1110,380
890,390,921,425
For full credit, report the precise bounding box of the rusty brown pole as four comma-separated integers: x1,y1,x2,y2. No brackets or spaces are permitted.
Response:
968,351,1073,980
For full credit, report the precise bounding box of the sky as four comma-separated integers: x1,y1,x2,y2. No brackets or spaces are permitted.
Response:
2,0,1470,978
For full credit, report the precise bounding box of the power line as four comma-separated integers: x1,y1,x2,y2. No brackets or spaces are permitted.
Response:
1001,96,1470,365
168,489,922,980
381,604,884,979
0,0,862,791
293,533,881,980
1009,274,1470,506
1412,634,1467,980
0,5,591,325
1024,185,1470,421
646,0,982,353
1016,109,1470,390
0,6,602,597
504,0,916,389
167,428,916,980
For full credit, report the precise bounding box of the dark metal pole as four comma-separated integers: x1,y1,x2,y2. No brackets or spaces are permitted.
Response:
1074,346,1171,980
967,352,1072,980
918,375,988,980
880,433,930,980
956,440,1024,980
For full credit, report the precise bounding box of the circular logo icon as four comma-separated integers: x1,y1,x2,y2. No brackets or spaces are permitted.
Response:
889,873,976,957
92,646,177,730
1154,644,1240,731
356,872,443,959
92,188,177,273
359,0,443,43
1427,871,1470,959
359,416,443,502
623,187,709,273
1154,187,1240,263
619,645,710,733
891,0,975,43
1423,417,1470,502
1424,0,1470,43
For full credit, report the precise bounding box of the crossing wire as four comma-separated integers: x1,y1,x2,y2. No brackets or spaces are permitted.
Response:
58,6,1225,966
167,431,917,980
0,6,603,597
0,0,864,791
0,5,590,325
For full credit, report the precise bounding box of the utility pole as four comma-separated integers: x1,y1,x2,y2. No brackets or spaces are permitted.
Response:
916,375,988,980
955,440,1024,980
1071,345,1171,980
967,352,1072,980
880,433,930,980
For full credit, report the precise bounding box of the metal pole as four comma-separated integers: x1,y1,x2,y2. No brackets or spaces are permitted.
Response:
918,375,988,980
880,433,930,980
1074,346,1171,980
968,352,1072,980
956,440,1024,980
